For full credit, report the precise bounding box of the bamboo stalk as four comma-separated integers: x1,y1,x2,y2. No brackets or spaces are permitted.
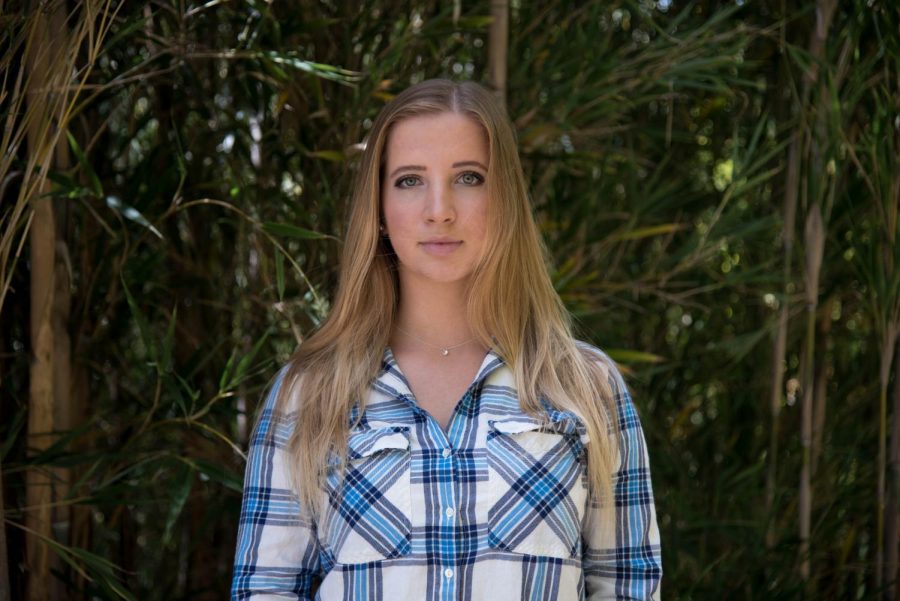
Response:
26,193,55,601
878,323,898,596
16,1,116,597
765,138,797,549
799,203,825,581
767,0,836,565
879,57,900,600
488,0,508,107
0,456,9,601
810,295,833,478
24,4,65,597
768,139,806,558
799,0,835,587
886,342,900,600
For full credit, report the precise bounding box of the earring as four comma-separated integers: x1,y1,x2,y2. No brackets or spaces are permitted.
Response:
379,223,386,235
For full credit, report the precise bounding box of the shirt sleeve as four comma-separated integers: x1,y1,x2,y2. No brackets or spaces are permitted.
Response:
232,369,323,600
582,362,663,600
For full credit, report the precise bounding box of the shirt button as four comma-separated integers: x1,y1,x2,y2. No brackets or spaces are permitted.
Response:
445,507,455,518
444,568,454,578
442,448,451,458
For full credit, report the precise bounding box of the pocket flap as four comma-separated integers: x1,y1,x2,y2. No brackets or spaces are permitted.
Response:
347,426,410,460
489,418,544,435
490,412,590,445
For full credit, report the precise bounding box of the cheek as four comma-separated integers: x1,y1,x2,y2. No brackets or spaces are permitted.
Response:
467,199,489,239
381,191,400,231
382,198,414,242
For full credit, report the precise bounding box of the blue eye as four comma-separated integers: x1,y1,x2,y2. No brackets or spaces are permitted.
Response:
459,171,484,185
395,175,419,188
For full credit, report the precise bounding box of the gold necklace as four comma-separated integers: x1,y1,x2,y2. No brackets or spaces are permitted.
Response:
395,326,476,357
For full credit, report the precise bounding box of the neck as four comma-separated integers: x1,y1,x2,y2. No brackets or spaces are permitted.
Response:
393,274,475,349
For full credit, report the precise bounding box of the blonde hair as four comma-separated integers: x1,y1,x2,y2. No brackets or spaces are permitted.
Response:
275,78,618,515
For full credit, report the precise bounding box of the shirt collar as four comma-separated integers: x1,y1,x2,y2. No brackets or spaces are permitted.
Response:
373,346,505,401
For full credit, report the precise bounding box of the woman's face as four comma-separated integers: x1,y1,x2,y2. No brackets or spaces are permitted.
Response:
381,111,489,289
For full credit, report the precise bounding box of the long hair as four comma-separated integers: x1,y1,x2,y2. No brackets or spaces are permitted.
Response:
275,78,619,515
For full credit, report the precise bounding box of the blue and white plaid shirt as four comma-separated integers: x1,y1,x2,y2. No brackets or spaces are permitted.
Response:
232,346,662,600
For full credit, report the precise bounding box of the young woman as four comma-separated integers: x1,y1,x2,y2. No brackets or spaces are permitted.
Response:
232,79,662,600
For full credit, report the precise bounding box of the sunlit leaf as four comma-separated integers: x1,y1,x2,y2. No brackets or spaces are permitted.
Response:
611,223,686,241
605,349,667,364
105,196,163,239
306,149,346,162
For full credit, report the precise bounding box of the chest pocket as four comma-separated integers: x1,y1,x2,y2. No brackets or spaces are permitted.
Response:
486,415,589,559
322,426,412,564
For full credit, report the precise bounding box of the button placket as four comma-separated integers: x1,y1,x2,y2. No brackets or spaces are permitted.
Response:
440,444,457,590
441,446,456,522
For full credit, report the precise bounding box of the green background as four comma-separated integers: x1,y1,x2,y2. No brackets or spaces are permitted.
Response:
1,0,898,599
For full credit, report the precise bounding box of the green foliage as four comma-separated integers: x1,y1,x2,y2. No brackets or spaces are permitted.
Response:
1,0,897,599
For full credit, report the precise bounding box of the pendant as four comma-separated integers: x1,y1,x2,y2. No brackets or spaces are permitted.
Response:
441,348,449,356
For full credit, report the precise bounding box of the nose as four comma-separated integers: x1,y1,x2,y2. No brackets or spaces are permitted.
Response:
424,182,455,224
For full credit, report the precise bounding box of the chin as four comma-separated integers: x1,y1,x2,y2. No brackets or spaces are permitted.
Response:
424,272,472,284
403,266,475,286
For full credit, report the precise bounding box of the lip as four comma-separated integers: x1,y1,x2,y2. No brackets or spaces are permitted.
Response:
419,238,463,256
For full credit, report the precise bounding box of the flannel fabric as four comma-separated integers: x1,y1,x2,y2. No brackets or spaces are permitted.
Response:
232,345,662,600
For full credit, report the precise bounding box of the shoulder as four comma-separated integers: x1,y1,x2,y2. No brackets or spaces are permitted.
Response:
251,363,302,443
573,340,642,435
266,363,304,413
573,340,629,397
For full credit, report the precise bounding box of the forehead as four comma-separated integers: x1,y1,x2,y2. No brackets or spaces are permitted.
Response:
383,112,488,165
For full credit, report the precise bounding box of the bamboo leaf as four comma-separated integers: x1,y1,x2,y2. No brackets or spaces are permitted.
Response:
605,349,667,364
611,223,686,241
193,458,243,492
306,149,346,162
457,15,494,28
708,328,771,362
105,195,163,239
219,348,239,393
121,277,157,363
262,221,328,240
9,521,136,601
66,130,103,198
0,406,27,461
162,463,193,547
227,329,271,390
161,304,177,374
261,51,361,83
275,248,285,300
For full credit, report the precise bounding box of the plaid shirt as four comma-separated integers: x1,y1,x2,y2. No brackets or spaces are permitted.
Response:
232,346,662,600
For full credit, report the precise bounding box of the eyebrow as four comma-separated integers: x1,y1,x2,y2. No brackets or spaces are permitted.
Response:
388,161,488,179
